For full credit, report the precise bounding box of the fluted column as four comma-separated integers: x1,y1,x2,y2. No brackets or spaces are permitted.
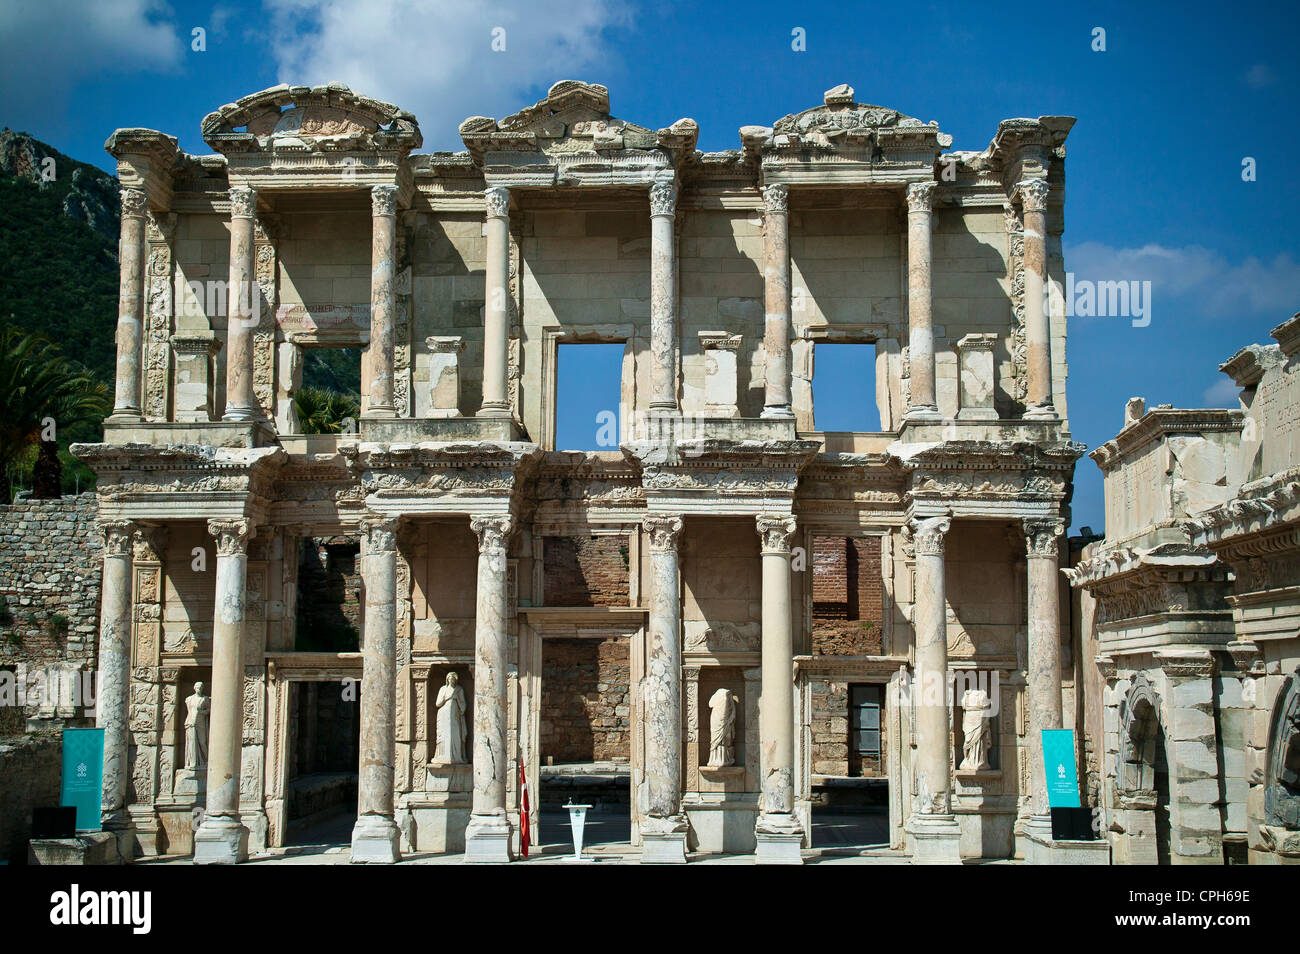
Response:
1018,179,1056,419
649,174,678,412
223,187,260,422
464,514,513,861
905,515,962,863
761,184,793,418
351,515,402,862
755,514,802,863
1024,518,1065,829
96,521,135,826
366,185,398,417
905,181,939,419
479,186,512,419
109,190,147,421
641,514,687,862
194,518,252,864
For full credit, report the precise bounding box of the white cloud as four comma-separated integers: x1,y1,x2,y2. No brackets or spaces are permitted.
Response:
1065,241,1300,319
1202,376,1239,408
0,0,182,126
1243,63,1278,88
264,0,633,149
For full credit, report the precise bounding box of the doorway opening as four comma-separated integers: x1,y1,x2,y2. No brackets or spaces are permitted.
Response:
284,679,360,847
537,635,632,852
1154,723,1172,865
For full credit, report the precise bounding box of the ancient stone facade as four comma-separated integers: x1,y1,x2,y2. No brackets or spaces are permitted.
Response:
77,80,1090,864
1069,313,1300,865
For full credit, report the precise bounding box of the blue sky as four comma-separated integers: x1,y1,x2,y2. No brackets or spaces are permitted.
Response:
3,0,1297,533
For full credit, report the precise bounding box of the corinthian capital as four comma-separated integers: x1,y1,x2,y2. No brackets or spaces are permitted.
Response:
120,188,148,219
132,526,169,563
649,174,678,217
905,181,937,213
371,184,399,218
484,186,510,219
756,513,798,553
1017,179,1049,213
908,515,951,556
207,518,253,556
361,514,402,552
762,183,788,214
101,520,136,557
643,514,683,552
1023,518,1065,557
229,187,258,219
471,514,513,552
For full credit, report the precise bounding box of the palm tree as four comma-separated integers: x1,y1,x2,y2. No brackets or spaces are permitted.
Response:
292,386,360,435
0,325,109,503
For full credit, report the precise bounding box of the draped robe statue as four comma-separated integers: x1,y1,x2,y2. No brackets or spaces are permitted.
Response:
959,688,992,771
708,688,739,767
184,681,210,771
434,672,467,764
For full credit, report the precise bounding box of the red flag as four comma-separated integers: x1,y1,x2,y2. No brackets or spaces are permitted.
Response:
519,757,530,859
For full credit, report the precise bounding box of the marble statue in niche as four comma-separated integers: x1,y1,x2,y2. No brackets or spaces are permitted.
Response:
707,688,740,767
434,672,467,764
184,681,210,770
959,688,992,771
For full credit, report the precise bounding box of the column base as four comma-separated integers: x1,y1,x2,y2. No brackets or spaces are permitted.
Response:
760,405,794,420
904,405,942,421
350,814,402,864
640,831,689,864
464,812,513,863
754,822,804,865
1024,814,1110,865
906,813,963,864
361,405,397,419
222,408,261,424
476,403,513,420
193,814,248,865
1023,403,1059,421
106,410,143,425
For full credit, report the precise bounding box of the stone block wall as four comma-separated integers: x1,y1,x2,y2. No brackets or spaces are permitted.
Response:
809,678,887,778
811,535,883,655
539,636,631,764
0,494,101,727
542,534,629,607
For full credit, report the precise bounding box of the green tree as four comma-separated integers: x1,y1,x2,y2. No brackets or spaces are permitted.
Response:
0,325,109,503
293,386,360,435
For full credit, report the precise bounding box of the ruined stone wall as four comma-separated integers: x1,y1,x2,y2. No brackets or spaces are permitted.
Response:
539,636,630,764
0,494,101,727
811,535,883,655
0,733,61,863
542,534,629,606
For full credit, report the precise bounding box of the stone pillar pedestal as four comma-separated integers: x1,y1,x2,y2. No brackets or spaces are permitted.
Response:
479,187,512,419
109,190,146,422
755,514,802,864
95,522,134,850
641,515,688,863
194,519,252,864
223,187,260,422
351,515,403,863
761,184,794,419
905,181,940,420
464,515,514,862
1018,180,1056,419
365,185,399,417
649,174,679,413
905,515,962,863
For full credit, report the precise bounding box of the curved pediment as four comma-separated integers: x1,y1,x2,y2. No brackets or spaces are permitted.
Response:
772,84,924,139
201,82,422,153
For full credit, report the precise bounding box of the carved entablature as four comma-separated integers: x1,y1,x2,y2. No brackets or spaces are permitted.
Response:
533,453,644,507
797,453,907,515
623,438,819,514
743,84,951,186
458,80,696,186
1185,471,1300,585
987,116,1075,192
340,440,542,509
901,439,1084,517
104,128,180,209
1063,543,1232,629
201,83,421,191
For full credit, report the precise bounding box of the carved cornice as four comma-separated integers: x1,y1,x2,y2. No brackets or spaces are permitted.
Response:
1271,312,1300,357
1185,468,1300,550
339,440,541,498
71,443,286,502
1090,409,1243,472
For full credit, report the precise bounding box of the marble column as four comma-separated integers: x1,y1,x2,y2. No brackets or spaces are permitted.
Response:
366,185,399,417
641,514,688,862
351,515,403,862
755,514,802,863
194,518,252,864
649,173,678,412
479,186,512,418
464,514,514,861
1024,518,1065,831
761,184,794,418
905,181,939,419
905,515,962,863
95,521,135,830
109,190,147,421
223,187,260,422
1018,179,1056,419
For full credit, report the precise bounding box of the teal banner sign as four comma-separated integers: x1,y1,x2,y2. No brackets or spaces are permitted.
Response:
60,728,104,831
1041,728,1081,808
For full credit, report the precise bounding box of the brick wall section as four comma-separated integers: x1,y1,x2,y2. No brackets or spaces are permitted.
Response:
0,495,101,727
811,535,883,654
0,733,61,863
542,535,629,607
540,637,630,763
